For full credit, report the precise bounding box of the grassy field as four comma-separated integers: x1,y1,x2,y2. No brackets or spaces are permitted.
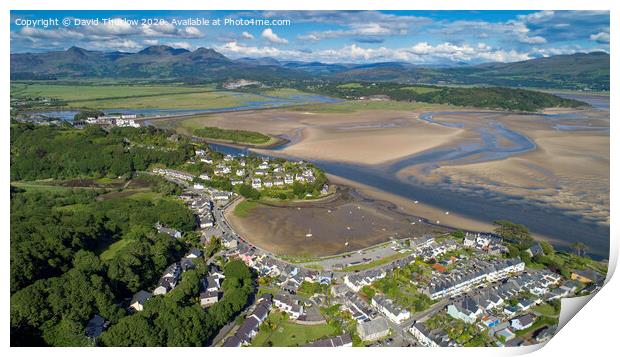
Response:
193,126,272,145
233,200,259,218
11,180,99,193
401,86,441,94
336,83,364,89
251,312,339,347
100,238,134,261
10,83,268,110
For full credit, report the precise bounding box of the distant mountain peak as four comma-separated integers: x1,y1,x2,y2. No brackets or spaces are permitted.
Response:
190,47,229,60
138,45,189,56
66,46,89,55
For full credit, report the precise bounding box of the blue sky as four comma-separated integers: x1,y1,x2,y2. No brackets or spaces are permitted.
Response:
10,10,610,64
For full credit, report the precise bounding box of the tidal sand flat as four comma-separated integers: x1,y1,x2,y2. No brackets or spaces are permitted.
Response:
165,104,462,165
225,187,443,257
174,98,609,257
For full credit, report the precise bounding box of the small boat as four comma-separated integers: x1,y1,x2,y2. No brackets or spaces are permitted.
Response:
345,242,349,246
305,228,313,238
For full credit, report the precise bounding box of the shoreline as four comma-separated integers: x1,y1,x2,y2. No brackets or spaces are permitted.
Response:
223,185,448,258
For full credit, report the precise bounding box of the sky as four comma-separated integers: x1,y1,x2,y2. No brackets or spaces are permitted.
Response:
10,10,610,65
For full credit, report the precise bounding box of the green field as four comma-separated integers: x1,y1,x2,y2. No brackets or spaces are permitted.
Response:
251,312,339,347
401,86,441,94
233,200,259,218
336,83,364,89
100,238,134,261
10,83,268,110
193,126,272,145
11,180,100,193
294,100,456,113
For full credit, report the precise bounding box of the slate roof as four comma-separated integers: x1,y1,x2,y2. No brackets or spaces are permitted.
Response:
130,290,152,306
223,335,242,347
85,315,106,338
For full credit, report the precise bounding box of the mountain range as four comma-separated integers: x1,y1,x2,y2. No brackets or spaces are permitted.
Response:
10,45,610,90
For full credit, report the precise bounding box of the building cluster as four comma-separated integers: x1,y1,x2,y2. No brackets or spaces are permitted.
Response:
422,257,526,299
462,233,507,255
73,114,140,128
155,221,183,239
193,149,322,194
274,293,305,320
180,194,215,229
371,295,411,324
199,264,226,307
411,263,591,347
223,294,273,347
153,167,195,182
343,254,416,292
331,286,377,323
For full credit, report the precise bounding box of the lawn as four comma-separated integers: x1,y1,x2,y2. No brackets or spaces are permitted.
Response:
252,317,339,347
532,302,560,317
514,316,558,337
100,238,134,261
233,200,259,218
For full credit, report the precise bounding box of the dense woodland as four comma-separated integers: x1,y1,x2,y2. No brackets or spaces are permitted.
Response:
305,83,588,112
10,123,255,346
10,123,193,181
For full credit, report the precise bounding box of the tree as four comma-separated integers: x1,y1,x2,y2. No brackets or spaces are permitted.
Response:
238,184,261,200
451,230,465,239
539,240,555,255
571,242,589,257
493,220,532,247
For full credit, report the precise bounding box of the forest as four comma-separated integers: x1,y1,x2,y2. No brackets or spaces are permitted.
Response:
305,83,588,112
10,123,193,181
10,122,255,346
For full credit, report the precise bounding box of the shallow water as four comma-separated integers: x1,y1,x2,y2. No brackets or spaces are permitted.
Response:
209,94,610,259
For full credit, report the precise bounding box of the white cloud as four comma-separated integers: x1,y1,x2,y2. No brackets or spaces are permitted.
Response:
590,31,610,44
298,21,412,42
216,40,532,65
143,39,159,46
166,41,192,49
216,41,297,58
261,28,288,44
241,31,254,40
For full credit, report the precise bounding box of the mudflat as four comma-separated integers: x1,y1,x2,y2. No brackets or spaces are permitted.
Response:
224,187,443,257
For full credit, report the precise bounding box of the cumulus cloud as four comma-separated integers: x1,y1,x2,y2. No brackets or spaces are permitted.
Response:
241,31,254,40
590,31,610,44
166,41,192,49
216,41,300,58
216,40,532,65
296,12,423,42
143,39,159,46
261,28,288,44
